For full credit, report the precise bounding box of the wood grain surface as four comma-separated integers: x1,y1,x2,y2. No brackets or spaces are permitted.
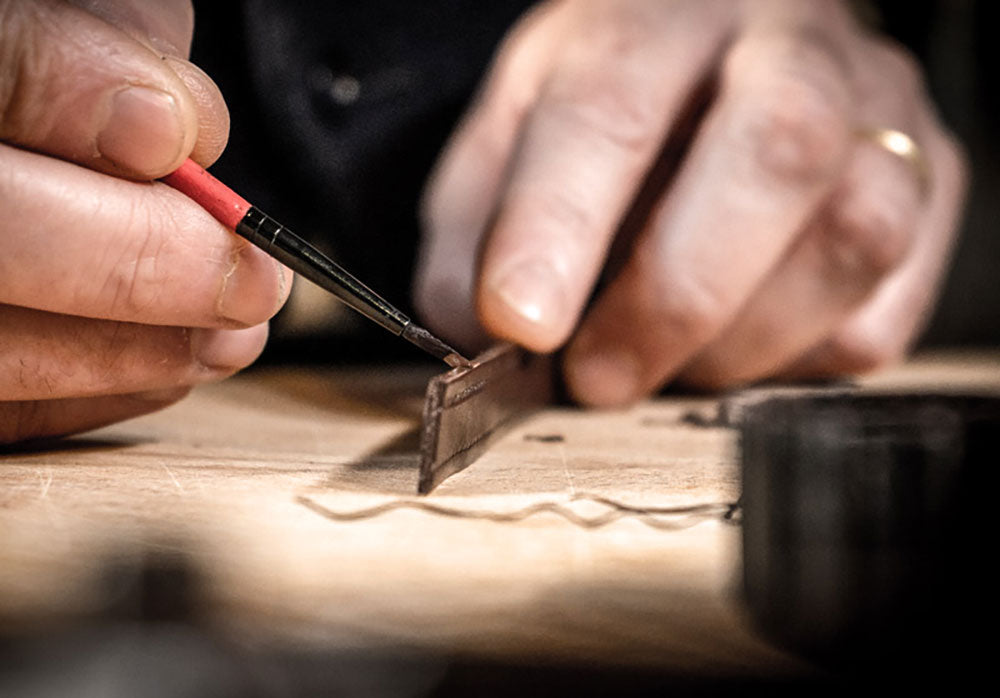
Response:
1,350,996,676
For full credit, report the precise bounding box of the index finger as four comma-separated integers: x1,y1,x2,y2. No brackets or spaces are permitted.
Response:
0,144,288,329
474,1,733,352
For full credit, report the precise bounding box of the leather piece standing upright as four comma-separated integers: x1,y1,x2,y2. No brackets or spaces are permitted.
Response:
418,344,554,494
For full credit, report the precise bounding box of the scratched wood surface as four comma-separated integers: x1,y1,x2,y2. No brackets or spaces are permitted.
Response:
0,350,996,675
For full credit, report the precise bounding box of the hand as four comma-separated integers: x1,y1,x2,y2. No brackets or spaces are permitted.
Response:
415,0,967,405
0,0,290,443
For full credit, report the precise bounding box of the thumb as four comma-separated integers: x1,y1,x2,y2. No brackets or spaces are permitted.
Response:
67,0,231,166
0,0,200,178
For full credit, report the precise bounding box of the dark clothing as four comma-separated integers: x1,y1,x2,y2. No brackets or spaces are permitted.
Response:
190,1,1000,353
191,0,534,330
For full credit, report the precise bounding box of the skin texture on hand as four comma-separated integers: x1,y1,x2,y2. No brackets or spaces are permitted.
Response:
0,0,290,443
415,0,968,406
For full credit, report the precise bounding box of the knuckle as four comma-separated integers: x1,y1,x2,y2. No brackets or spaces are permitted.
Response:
643,266,729,345
0,1,69,144
825,192,912,278
92,202,172,319
581,5,651,66
526,185,602,243
735,80,846,181
84,321,144,394
542,69,663,160
725,34,849,181
546,90,661,160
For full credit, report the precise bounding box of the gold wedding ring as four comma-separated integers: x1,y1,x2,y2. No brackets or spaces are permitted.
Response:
855,127,931,197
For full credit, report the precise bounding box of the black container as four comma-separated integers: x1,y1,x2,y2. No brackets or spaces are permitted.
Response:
740,393,998,674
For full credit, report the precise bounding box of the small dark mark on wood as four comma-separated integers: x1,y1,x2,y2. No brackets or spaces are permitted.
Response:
638,409,731,429
523,434,565,443
680,409,731,428
723,498,742,523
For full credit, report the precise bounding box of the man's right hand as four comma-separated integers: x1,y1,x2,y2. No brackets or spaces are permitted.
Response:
0,0,291,443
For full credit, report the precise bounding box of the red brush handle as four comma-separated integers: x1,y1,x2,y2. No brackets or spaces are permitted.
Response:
160,158,251,230
158,157,464,364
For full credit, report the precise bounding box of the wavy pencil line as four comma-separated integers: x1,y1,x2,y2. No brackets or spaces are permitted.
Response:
296,493,739,531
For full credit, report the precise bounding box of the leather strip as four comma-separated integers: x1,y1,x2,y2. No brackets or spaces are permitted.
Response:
418,344,554,494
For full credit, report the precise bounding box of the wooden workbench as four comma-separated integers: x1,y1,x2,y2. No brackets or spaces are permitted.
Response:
1,351,996,678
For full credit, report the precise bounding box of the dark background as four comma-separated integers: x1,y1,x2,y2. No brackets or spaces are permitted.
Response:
880,0,1000,346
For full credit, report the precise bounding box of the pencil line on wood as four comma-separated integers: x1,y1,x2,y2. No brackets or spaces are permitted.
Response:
296,493,737,531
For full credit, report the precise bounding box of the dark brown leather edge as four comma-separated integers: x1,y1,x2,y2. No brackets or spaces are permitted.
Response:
418,344,553,494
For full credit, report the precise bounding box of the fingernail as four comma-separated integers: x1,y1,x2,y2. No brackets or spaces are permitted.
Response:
190,325,268,372
98,86,185,176
489,260,565,327
567,346,643,407
217,247,285,326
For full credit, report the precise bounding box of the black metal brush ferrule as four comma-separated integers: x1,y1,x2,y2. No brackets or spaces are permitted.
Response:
235,207,410,335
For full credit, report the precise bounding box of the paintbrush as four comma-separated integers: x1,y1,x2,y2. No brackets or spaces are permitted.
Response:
161,158,469,368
